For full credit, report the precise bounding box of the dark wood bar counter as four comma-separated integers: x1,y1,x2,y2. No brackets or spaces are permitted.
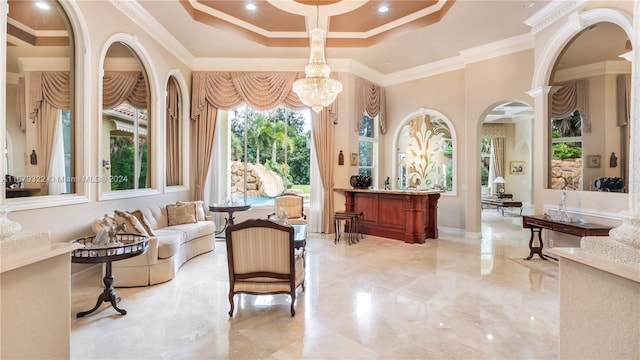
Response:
341,189,442,244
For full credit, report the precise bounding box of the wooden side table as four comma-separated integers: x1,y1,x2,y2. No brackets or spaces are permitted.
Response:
209,204,252,236
71,234,149,317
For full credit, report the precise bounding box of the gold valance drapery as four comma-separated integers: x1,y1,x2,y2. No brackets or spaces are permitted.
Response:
354,77,386,134
551,80,590,132
103,71,148,109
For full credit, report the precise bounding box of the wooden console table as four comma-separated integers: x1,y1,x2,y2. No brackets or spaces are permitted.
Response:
341,189,442,244
481,198,523,216
522,215,613,261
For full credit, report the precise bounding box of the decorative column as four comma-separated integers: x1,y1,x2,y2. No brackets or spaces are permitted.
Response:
581,0,640,265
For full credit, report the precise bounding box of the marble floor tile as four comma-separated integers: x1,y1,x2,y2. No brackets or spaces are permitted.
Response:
71,212,559,359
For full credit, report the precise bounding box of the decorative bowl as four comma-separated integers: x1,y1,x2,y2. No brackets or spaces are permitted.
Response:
350,175,372,189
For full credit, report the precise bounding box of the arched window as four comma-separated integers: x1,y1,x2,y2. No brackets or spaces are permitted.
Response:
100,41,151,194
394,109,456,195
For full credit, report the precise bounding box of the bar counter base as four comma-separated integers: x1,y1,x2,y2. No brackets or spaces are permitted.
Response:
342,189,442,244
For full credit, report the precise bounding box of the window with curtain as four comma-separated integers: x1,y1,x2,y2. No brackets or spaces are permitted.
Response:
226,104,311,205
480,137,491,187
550,110,583,190
358,115,377,179
101,42,150,192
166,76,182,186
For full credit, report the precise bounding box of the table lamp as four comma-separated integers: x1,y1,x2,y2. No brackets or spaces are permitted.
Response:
494,176,506,194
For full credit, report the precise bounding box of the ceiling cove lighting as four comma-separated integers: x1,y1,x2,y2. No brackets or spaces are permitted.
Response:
292,3,343,113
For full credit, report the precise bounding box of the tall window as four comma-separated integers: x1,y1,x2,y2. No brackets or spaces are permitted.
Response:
358,115,377,179
107,102,149,190
480,137,491,187
101,42,150,194
550,110,583,190
228,105,310,204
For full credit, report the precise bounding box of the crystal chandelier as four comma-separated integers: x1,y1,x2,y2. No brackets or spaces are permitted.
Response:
292,5,342,113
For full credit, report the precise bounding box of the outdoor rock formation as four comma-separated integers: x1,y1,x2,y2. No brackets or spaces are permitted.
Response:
551,158,582,190
230,161,285,198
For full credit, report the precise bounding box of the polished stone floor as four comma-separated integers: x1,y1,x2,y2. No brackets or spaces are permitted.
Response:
71,211,559,359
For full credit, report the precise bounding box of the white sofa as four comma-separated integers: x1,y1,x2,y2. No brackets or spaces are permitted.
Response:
92,202,216,287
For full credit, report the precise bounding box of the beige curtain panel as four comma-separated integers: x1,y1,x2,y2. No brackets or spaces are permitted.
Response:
491,138,505,179
616,74,631,127
551,80,591,132
166,77,181,186
193,104,217,201
28,71,71,195
312,101,338,233
103,71,148,109
17,77,26,131
354,77,387,134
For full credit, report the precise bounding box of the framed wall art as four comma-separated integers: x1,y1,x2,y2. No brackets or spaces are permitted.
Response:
509,161,526,175
350,153,358,166
587,155,601,168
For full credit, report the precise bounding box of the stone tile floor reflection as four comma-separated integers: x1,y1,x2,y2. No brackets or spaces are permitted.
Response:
71,212,558,359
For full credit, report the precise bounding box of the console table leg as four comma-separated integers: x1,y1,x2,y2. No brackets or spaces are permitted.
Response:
525,227,548,260
76,261,126,317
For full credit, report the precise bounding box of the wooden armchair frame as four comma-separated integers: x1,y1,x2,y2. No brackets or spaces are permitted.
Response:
225,219,305,316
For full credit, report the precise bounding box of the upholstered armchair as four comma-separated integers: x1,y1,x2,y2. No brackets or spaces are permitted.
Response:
225,219,305,316
267,193,307,225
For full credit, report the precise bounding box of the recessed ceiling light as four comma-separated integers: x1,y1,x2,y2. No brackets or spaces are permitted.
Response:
378,5,389,13
35,1,51,10
246,3,256,11
521,2,534,8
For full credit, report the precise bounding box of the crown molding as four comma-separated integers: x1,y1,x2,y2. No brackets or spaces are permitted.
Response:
459,33,533,65
113,1,541,88
383,33,533,87
191,57,385,84
524,0,586,35
103,57,144,72
554,60,632,82
109,0,194,68
191,58,306,72
18,57,70,72
382,57,465,87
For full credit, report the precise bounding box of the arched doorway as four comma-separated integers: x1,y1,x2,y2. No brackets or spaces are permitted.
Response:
479,100,534,224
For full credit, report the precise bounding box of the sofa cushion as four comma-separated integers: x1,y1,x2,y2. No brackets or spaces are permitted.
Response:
128,210,155,236
167,203,198,226
114,210,149,236
153,229,183,259
139,205,168,230
177,200,206,221
166,221,216,243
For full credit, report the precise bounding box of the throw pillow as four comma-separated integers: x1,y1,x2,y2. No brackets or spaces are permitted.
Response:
176,200,206,221
166,203,197,226
114,210,149,236
128,210,155,236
